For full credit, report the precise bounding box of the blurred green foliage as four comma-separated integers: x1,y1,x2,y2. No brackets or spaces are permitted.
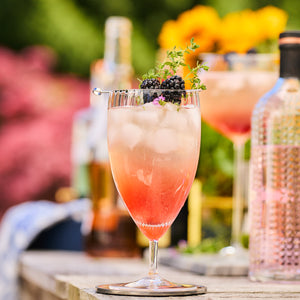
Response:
1,0,299,77
0,0,298,197
198,123,233,196
178,237,227,254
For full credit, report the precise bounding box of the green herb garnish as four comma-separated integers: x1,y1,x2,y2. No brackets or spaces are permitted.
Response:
140,38,208,89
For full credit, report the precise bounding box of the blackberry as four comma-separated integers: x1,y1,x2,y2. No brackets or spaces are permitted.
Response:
161,75,185,104
161,75,185,90
140,78,160,89
140,78,161,103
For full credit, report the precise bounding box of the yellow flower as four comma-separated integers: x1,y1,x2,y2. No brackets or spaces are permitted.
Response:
158,5,288,55
157,20,182,50
256,6,288,40
158,5,221,53
218,9,262,53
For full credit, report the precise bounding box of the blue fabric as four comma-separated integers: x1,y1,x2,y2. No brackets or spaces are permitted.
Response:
0,199,90,300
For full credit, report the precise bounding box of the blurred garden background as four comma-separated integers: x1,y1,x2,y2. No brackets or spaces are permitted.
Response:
0,0,299,226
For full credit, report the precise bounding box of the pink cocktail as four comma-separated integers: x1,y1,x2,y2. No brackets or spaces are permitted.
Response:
96,89,205,296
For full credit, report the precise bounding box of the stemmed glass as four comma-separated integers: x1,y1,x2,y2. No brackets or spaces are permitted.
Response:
199,53,278,254
95,88,206,296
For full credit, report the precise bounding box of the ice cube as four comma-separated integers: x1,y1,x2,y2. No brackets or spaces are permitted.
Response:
164,102,178,112
121,123,143,149
143,102,157,109
148,128,178,153
133,107,160,127
160,106,187,131
185,107,201,132
108,107,130,126
208,72,245,92
248,72,276,89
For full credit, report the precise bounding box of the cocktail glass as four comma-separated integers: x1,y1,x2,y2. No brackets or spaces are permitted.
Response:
95,88,206,296
199,53,278,254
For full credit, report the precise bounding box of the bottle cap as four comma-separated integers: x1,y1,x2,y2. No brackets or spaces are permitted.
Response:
279,30,300,78
279,30,300,45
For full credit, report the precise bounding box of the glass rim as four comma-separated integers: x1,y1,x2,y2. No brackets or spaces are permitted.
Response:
199,52,278,58
199,52,279,64
198,52,279,71
110,88,203,93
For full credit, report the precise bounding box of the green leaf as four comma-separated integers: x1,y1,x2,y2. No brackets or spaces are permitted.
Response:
158,99,166,106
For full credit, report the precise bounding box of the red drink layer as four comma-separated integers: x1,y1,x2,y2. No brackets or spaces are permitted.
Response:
108,103,201,240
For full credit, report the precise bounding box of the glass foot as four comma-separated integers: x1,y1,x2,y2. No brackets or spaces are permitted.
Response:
96,274,207,296
219,243,247,257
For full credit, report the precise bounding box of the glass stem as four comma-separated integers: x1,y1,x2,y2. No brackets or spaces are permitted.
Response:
232,142,245,246
148,240,158,277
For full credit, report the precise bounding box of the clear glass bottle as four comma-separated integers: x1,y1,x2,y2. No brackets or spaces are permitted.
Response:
74,16,140,257
249,30,300,281
71,109,92,199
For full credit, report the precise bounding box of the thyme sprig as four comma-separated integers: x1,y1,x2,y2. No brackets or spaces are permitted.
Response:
140,38,208,89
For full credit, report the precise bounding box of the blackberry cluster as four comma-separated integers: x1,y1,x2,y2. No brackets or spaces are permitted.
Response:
140,75,185,104
161,75,185,104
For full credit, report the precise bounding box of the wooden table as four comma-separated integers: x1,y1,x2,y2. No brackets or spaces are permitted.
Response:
19,251,300,299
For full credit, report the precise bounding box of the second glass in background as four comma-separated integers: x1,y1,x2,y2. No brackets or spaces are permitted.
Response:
199,53,278,253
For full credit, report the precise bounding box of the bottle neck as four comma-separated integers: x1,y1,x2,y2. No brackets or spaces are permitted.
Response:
280,45,300,79
104,17,132,67
104,35,131,67
90,18,133,93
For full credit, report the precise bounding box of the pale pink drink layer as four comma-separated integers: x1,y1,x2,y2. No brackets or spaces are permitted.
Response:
201,71,277,145
108,103,201,241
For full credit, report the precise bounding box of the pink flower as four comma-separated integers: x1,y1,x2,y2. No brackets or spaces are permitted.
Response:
0,46,90,216
153,95,165,105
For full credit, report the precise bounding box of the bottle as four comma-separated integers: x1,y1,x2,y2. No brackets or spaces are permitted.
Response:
83,16,141,257
71,109,92,199
249,30,300,281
